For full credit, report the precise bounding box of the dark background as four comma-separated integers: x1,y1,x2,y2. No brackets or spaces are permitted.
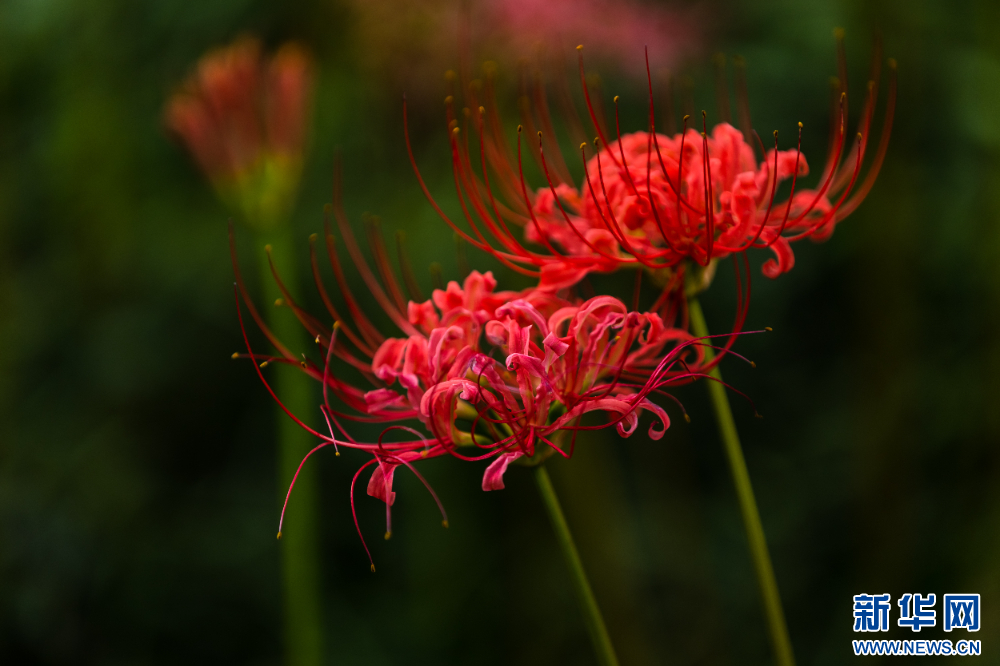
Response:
2,0,998,663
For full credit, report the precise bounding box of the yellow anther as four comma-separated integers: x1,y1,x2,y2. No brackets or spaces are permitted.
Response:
231,352,239,360
683,114,691,121
452,126,460,135
260,361,269,368
300,361,307,368
370,564,376,573
274,298,284,307
264,244,272,252
517,124,523,132
576,44,583,51
445,70,457,81
580,142,587,151
384,531,392,540
613,95,619,103
798,121,803,129
442,520,449,529
444,95,453,105
309,233,318,241
335,451,340,457
276,531,282,540
538,130,543,138
333,320,341,329
684,413,691,423
315,335,321,344
765,326,773,332
479,106,485,114
750,361,756,368
421,449,428,457
773,130,778,138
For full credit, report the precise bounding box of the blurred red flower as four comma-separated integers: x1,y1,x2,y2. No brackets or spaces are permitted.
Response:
165,37,313,228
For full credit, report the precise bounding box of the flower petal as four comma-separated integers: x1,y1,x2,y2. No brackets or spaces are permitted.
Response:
482,451,523,491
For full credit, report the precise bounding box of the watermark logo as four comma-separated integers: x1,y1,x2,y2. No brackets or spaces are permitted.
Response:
944,594,981,632
853,593,892,632
898,593,937,632
852,592,982,656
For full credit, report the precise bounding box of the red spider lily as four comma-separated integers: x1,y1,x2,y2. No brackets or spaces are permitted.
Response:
229,202,758,570
165,37,313,228
406,36,896,294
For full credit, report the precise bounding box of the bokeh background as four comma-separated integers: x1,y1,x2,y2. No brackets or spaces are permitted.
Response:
2,0,998,664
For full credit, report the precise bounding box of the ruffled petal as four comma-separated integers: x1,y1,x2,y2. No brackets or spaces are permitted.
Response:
761,236,795,278
538,261,590,292
364,388,406,412
482,451,523,491
367,461,398,505
407,299,440,334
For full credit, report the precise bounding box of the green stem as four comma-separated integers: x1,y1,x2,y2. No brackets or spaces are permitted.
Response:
533,464,620,666
257,229,324,666
688,297,795,666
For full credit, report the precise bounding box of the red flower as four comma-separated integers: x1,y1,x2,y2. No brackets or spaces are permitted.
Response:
406,39,896,293
231,201,752,569
165,37,313,228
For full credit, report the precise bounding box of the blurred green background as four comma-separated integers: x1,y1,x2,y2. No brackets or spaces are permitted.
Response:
2,0,998,664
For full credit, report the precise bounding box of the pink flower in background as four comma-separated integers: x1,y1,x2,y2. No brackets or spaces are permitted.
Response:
165,37,313,228
346,0,701,89
482,0,699,70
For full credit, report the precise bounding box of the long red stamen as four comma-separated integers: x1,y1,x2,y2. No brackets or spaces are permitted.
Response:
308,233,373,356
349,458,379,572
364,216,408,314
277,439,338,539
515,125,571,259
612,95,640,196
322,226,385,347
475,107,542,261
835,59,896,219
537,131,626,263
760,122,802,247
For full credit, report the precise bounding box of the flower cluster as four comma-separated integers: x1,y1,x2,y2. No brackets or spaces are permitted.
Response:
166,37,313,229
232,202,741,568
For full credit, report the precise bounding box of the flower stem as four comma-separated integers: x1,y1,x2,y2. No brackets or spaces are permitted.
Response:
687,296,795,666
257,230,324,666
533,464,620,666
